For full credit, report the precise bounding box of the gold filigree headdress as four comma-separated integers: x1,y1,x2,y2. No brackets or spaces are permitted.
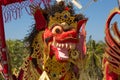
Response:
48,10,77,29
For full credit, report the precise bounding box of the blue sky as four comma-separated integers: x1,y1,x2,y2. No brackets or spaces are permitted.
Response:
4,0,120,41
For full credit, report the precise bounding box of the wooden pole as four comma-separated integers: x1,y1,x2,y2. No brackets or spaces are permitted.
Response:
118,0,120,9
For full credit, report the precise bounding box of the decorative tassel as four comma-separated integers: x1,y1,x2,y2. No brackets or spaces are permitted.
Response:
41,0,51,8
34,9,47,31
2,0,44,22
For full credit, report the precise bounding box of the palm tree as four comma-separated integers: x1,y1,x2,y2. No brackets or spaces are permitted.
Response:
85,36,104,80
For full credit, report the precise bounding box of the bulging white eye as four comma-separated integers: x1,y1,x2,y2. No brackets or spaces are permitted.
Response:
52,26,63,34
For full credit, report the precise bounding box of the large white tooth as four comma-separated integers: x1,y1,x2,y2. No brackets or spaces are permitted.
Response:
69,44,72,49
56,43,59,47
66,43,68,48
69,43,76,49
59,44,62,47
62,44,64,48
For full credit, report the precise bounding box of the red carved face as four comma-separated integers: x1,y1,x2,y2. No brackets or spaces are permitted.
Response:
43,20,87,61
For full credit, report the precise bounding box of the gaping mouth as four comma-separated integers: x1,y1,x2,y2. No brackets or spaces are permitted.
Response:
51,41,76,61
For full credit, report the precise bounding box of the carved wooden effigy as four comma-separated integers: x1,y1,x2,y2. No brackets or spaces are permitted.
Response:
103,8,120,80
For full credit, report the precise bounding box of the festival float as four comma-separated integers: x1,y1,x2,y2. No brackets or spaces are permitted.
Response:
0,0,119,80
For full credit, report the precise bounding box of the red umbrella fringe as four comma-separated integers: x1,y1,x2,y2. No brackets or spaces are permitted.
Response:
2,0,51,23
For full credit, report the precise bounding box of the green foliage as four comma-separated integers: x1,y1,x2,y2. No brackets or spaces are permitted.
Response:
78,36,105,80
85,36,105,80
6,39,28,75
0,39,28,79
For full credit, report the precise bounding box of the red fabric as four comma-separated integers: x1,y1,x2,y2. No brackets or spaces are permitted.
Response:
2,0,23,5
0,4,6,49
76,19,87,56
18,69,24,80
0,5,9,79
105,64,118,80
104,59,118,80
3,64,8,74
35,66,42,74
34,9,47,31
2,52,7,60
